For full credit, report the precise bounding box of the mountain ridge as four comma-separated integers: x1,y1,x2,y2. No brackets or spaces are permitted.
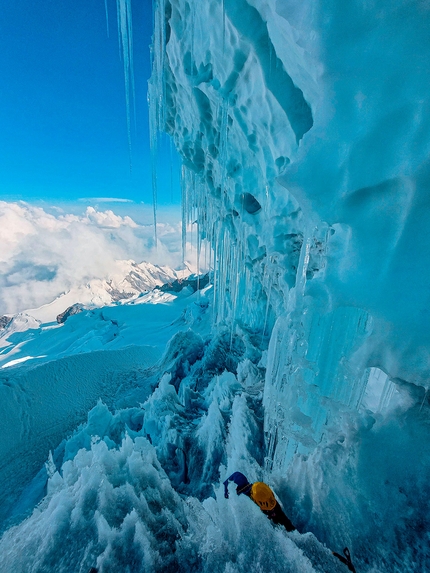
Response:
0,259,197,328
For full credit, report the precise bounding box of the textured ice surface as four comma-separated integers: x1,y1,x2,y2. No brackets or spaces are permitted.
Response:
0,286,210,533
146,0,430,570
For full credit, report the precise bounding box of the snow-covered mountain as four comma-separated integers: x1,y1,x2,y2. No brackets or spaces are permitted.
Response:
100,259,190,300
0,259,196,326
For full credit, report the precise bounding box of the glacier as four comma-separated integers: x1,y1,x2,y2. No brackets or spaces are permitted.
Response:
0,0,429,572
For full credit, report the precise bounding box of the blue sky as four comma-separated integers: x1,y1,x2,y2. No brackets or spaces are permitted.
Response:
0,0,180,206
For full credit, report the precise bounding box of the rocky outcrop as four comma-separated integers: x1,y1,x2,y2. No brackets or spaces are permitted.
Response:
0,316,12,330
56,304,84,324
156,273,210,294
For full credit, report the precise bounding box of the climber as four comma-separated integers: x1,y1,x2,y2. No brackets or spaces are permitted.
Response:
223,472,357,573
223,471,295,532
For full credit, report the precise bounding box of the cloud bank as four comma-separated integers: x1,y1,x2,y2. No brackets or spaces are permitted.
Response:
0,201,185,315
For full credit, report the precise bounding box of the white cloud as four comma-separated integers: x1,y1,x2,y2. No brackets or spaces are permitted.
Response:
78,197,134,203
85,206,138,228
0,201,187,315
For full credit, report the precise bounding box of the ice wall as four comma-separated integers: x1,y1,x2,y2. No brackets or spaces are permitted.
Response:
150,0,430,567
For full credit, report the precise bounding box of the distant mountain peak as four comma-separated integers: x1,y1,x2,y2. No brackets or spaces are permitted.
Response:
22,259,197,324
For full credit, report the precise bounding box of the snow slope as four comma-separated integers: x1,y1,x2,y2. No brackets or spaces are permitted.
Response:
0,284,211,533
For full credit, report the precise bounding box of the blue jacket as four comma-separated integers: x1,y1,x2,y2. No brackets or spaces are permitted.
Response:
223,472,252,498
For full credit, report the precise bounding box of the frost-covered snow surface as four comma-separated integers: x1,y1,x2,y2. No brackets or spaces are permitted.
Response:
1,1,430,572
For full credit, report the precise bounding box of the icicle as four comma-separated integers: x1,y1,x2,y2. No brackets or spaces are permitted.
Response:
190,1,195,77
218,99,229,192
189,172,194,262
212,222,219,323
152,155,158,249
286,225,314,314
151,0,166,134
148,0,170,248
216,225,223,324
181,165,187,263
215,218,228,326
170,138,174,202
148,75,158,248
419,388,428,412
207,223,214,288
262,276,272,339
222,0,226,55
229,222,245,346
265,182,270,213
148,83,158,248
196,220,201,297
298,235,312,294
104,0,110,38
116,0,135,165
264,425,278,473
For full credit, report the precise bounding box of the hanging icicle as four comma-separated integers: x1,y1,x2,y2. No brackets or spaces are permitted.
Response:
181,165,188,263
148,0,169,248
116,0,135,165
104,0,110,38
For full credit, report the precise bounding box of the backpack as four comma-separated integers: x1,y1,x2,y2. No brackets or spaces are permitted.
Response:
251,482,277,511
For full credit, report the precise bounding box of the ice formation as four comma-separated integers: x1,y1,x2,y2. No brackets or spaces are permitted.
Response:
145,0,430,569
0,0,429,572
0,288,348,573
104,0,110,38
116,0,135,159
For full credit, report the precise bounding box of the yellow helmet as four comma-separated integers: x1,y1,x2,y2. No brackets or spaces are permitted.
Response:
250,482,277,511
